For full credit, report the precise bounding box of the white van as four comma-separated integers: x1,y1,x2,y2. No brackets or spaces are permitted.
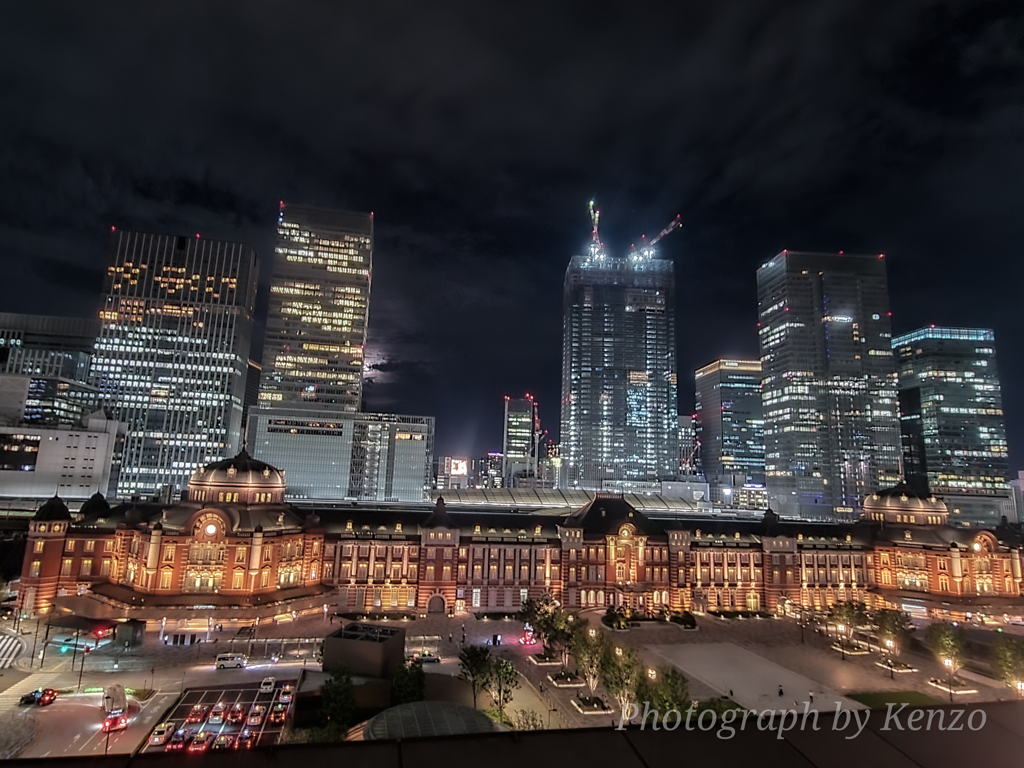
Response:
215,653,248,669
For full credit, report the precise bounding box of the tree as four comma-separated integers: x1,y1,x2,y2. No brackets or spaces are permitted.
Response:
519,595,576,669
572,627,609,697
991,634,1024,695
873,609,912,657
392,658,426,704
602,645,641,717
320,666,356,733
512,709,544,731
927,622,966,680
828,601,868,641
604,605,628,630
639,667,689,713
486,658,521,721
458,645,492,708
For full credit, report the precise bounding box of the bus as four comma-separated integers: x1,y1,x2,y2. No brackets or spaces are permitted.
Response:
103,684,127,715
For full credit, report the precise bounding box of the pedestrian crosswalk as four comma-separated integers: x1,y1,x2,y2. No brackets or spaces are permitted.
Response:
0,634,23,669
0,672,59,713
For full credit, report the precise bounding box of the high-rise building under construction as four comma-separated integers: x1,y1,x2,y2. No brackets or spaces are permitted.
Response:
559,205,679,492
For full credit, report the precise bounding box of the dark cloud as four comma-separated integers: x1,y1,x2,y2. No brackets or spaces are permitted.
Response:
1,1,1023,465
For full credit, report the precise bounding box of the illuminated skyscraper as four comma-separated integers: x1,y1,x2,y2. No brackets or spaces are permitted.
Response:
250,204,432,501
259,203,372,412
694,359,765,482
757,251,900,519
559,237,679,492
0,313,101,427
502,395,537,485
893,327,1012,527
91,230,257,498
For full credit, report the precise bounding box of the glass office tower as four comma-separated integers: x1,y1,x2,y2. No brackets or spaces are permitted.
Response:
250,409,433,501
560,245,679,492
502,395,537,485
893,327,1011,527
91,230,257,498
757,251,900,519
259,203,372,412
250,204,433,501
0,314,102,427
694,359,765,482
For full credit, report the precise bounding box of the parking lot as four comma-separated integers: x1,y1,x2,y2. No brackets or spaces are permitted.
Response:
139,678,296,754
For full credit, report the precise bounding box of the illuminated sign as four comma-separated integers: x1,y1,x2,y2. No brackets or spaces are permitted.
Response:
450,459,468,476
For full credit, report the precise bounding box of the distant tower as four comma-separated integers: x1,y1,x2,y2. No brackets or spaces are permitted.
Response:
893,327,1011,527
559,204,679,492
694,360,765,482
92,230,257,498
757,251,900,520
502,395,538,486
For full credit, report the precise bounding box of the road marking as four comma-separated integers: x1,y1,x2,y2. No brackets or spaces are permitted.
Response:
0,634,25,668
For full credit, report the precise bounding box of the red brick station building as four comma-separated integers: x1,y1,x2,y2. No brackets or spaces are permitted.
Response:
19,451,1024,629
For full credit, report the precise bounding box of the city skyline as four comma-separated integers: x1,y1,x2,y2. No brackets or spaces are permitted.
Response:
0,5,1022,472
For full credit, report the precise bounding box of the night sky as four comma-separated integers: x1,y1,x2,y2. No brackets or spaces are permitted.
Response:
2,3,1023,469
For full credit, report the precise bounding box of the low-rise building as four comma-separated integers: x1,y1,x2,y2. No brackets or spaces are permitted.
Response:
19,453,1024,623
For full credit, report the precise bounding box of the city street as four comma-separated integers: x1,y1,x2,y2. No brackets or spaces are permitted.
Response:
15,689,178,758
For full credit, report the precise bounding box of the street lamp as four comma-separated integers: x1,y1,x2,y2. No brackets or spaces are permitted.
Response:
588,628,596,638
943,658,954,702
103,694,112,755
837,624,846,661
1016,681,1024,700
884,639,895,679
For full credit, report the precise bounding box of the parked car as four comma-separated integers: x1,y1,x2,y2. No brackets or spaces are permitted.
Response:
227,703,246,724
234,730,255,750
188,732,214,753
102,713,129,733
166,728,193,751
246,704,266,726
149,722,176,746
211,734,235,752
269,703,288,724
208,702,226,724
185,704,210,724
278,684,294,703
259,677,276,694
20,688,57,706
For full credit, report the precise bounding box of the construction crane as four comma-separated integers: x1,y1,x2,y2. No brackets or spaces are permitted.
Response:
631,214,683,257
587,200,605,256
650,214,682,245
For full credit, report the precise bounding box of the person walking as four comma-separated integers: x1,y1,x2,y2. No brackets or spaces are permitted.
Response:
809,691,814,704
778,685,784,697
449,633,453,643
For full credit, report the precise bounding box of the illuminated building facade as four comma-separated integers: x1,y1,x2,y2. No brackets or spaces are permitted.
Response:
694,359,765,483
0,314,102,427
436,457,471,490
259,203,372,413
250,409,432,501
0,413,123,500
893,327,1012,527
757,252,901,520
502,395,537,485
20,454,1024,622
91,230,258,499
560,245,679,492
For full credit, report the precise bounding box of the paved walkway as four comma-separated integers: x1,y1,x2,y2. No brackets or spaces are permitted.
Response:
645,642,863,712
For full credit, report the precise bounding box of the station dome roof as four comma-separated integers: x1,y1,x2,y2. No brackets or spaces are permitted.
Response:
863,482,948,525
187,449,287,504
